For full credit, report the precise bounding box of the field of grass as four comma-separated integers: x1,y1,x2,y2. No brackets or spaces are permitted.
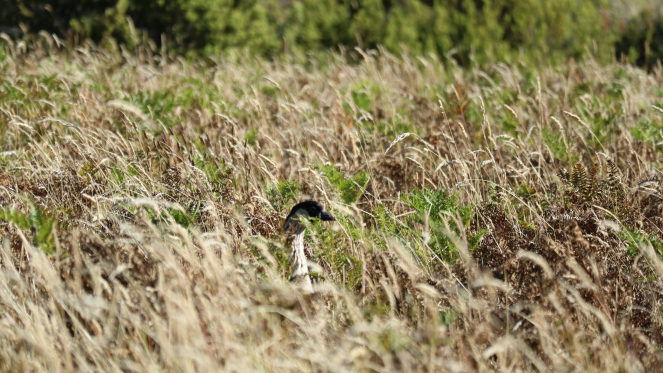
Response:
1,38,663,372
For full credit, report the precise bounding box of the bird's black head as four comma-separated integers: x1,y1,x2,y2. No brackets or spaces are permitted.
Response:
284,200,335,234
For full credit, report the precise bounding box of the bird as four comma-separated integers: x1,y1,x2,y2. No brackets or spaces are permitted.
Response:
283,201,335,293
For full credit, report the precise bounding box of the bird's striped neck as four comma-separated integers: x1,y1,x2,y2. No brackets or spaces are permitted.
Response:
289,231,313,293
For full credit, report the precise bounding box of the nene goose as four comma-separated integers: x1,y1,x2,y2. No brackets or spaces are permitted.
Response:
283,201,335,293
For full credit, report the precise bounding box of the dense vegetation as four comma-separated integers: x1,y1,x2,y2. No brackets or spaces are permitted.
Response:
4,0,663,66
1,35,663,371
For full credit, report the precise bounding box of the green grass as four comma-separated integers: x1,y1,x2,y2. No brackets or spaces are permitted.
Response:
318,164,370,205
0,201,56,254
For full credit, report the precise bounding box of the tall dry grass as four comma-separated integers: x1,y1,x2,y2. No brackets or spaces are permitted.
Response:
0,37,663,371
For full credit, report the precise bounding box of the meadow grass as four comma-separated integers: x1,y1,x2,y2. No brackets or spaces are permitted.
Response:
1,37,663,371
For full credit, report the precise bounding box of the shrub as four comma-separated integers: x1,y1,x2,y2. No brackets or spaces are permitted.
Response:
2,0,635,66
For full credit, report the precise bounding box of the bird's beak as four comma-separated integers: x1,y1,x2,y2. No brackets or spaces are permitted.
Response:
320,210,336,221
